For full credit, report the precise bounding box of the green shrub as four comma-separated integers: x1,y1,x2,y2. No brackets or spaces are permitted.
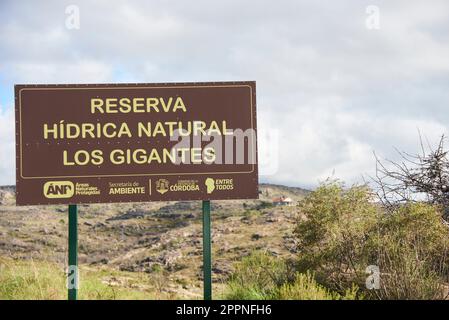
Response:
373,203,449,299
295,181,449,299
223,251,355,300
224,251,290,299
276,272,359,300
295,181,379,291
256,201,274,210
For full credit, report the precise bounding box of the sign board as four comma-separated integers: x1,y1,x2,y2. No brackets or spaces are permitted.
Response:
15,82,258,205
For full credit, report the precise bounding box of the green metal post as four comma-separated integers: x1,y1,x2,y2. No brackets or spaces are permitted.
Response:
202,200,212,300
68,204,78,300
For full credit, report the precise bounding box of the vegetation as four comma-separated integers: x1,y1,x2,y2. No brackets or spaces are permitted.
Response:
223,251,358,300
2,165,449,300
0,257,169,300
294,181,449,299
225,181,449,300
373,203,449,299
295,182,378,293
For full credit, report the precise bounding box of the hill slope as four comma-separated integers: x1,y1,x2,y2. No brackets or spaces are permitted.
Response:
0,183,308,299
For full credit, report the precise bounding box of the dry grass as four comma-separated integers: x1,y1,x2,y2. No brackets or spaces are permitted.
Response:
0,257,179,300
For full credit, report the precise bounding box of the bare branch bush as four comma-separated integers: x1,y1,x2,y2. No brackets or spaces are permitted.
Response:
372,134,449,221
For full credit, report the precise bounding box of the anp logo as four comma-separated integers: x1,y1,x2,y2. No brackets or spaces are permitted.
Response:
43,181,74,199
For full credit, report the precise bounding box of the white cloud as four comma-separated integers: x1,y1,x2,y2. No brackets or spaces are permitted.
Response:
10,60,113,83
1,0,449,188
0,106,14,185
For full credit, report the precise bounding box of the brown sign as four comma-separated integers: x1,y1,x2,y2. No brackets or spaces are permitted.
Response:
15,82,258,205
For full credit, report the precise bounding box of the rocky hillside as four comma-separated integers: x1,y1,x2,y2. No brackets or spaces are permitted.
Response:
0,183,308,298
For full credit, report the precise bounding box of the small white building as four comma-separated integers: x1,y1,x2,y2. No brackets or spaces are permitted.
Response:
272,196,293,206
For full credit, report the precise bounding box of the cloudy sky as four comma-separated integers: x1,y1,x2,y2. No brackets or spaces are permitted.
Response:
1,0,449,189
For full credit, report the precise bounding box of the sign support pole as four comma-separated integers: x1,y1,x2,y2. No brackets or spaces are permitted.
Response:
202,200,212,300
68,204,78,300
